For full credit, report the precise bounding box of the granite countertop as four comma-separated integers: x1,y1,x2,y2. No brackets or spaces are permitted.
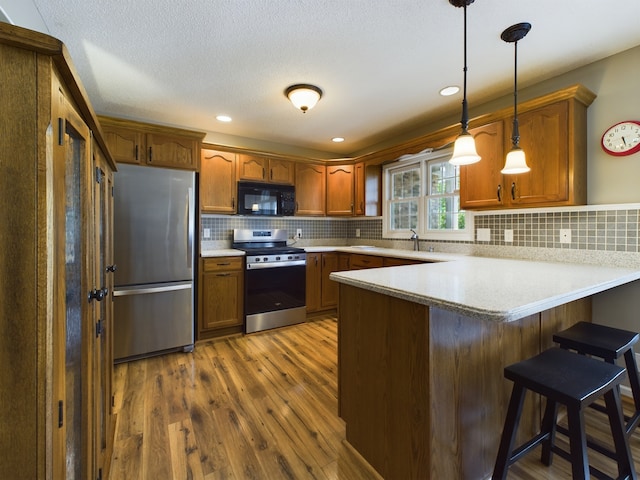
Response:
200,248,245,257
330,256,640,323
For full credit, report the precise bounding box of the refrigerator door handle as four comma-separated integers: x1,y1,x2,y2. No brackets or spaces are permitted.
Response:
113,282,192,297
187,187,194,269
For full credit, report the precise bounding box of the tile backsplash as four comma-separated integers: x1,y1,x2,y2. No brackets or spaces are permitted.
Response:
202,204,640,254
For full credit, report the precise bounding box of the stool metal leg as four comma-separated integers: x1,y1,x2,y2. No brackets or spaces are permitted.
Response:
604,388,637,479
566,406,589,480
493,383,526,480
623,348,640,436
540,398,558,466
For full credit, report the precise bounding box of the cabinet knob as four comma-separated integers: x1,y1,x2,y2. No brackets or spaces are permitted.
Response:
106,264,117,273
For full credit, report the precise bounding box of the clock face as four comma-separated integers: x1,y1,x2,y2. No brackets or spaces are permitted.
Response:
601,120,640,156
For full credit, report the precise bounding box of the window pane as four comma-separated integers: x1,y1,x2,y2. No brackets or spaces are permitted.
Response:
429,161,459,195
391,200,418,230
391,167,420,200
427,196,465,230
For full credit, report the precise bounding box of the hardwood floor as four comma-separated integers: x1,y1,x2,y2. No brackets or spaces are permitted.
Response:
110,315,640,479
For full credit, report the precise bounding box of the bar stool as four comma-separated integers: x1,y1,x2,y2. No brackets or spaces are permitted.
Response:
492,348,635,480
553,321,640,437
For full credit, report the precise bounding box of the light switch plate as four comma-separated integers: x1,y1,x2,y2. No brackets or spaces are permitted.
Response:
477,228,491,242
504,229,513,243
203,228,211,239
355,228,361,237
296,228,302,238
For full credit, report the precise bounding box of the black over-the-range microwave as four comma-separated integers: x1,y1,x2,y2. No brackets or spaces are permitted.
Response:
237,181,296,216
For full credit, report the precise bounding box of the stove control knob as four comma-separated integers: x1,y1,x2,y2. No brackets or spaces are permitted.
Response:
263,257,268,262
276,256,281,261
287,256,293,260
255,257,260,262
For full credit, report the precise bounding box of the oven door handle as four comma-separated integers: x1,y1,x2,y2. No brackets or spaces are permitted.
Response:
246,260,307,270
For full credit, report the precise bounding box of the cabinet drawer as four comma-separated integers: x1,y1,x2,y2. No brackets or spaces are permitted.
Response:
202,256,244,272
350,254,384,269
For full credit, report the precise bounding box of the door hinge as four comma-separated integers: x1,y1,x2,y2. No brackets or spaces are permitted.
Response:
58,400,64,428
97,467,102,480
95,318,103,338
95,166,103,184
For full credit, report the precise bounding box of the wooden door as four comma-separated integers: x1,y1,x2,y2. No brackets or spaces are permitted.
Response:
321,253,339,308
460,121,505,209
268,158,295,184
200,148,237,213
295,163,326,216
506,101,569,206
146,133,199,170
92,149,115,480
59,93,96,480
237,154,268,181
102,126,145,164
306,253,321,313
326,164,354,216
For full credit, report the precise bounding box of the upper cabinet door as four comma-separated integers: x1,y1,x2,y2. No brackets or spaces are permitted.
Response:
506,101,569,206
200,148,237,213
326,164,354,216
146,133,199,170
102,127,145,165
295,163,326,216
237,154,268,181
268,158,295,184
460,121,505,209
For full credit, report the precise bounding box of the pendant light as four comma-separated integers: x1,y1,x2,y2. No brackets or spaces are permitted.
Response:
449,0,481,166
500,22,531,174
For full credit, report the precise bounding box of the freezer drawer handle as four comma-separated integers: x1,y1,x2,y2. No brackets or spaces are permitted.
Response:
113,283,192,296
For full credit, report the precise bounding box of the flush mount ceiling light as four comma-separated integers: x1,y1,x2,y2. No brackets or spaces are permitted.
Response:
284,84,323,113
501,22,531,174
448,0,481,166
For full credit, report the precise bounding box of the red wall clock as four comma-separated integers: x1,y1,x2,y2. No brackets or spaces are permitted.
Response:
601,120,640,156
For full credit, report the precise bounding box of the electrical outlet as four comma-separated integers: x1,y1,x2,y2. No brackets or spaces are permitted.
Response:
355,228,360,237
203,228,211,239
559,229,571,244
504,229,513,243
296,228,302,239
477,228,491,242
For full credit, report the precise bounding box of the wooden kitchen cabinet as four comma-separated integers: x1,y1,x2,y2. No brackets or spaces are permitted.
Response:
460,121,506,209
99,116,204,170
326,164,354,216
295,163,326,215
0,23,117,480
306,252,341,313
200,147,237,213
460,85,594,210
354,162,382,216
198,257,245,339
382,257,423,267
237,154,295,184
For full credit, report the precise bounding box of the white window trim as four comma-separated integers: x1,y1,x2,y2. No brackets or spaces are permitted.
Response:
382,148,474,241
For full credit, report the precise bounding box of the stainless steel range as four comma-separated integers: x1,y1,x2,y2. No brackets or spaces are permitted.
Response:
232,229,306,333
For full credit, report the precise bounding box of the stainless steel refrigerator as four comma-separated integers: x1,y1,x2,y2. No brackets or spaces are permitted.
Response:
113,164,195,362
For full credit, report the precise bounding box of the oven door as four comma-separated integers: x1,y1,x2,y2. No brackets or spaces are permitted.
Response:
245,264,306,316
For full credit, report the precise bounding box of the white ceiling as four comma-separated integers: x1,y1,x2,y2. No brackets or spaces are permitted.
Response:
14,0,640,157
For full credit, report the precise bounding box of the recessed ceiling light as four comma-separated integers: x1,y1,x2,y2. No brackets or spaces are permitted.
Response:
332,137,345,143
216,115,232,122
439,86,460,96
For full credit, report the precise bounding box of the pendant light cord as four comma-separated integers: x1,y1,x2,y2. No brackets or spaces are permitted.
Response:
511,40,520,147
460,2,470,133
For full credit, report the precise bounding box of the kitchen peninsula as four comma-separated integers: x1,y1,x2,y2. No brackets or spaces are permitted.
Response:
330,257,640,480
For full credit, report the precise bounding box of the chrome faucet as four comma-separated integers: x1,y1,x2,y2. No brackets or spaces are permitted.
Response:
410,229,419,251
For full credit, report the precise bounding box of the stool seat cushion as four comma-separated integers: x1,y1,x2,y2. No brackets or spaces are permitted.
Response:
553,321,639,359
504,348,625,408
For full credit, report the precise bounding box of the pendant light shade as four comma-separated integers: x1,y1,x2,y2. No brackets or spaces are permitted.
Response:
449,0,481,166
500,22,531,174
285,84,322,113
